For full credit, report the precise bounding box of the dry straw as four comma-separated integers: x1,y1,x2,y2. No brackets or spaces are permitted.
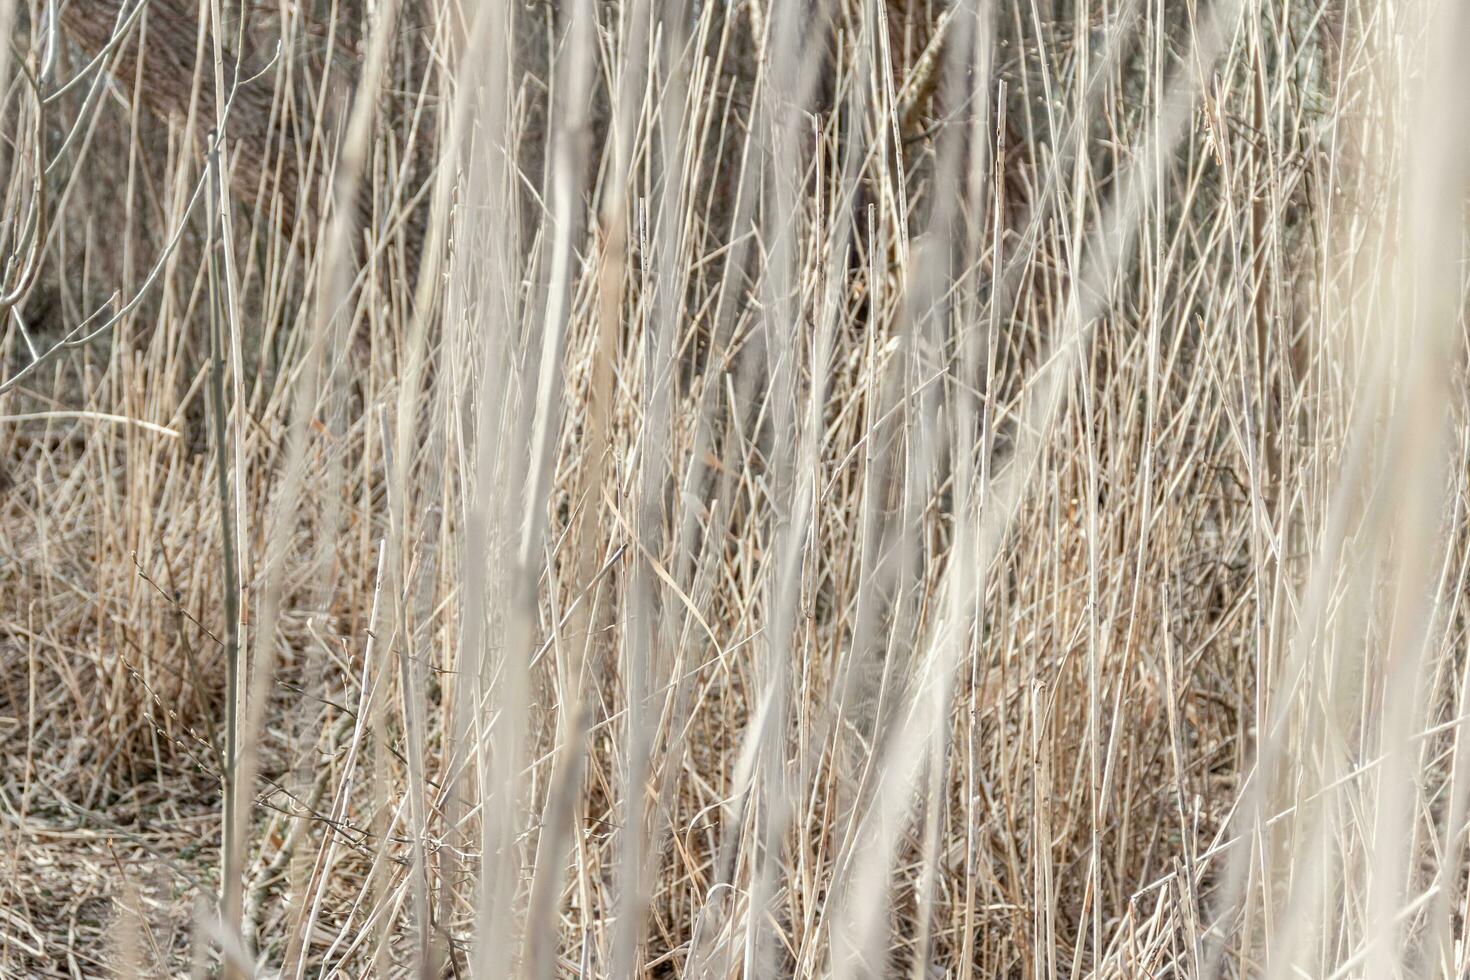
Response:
2,0,1469,977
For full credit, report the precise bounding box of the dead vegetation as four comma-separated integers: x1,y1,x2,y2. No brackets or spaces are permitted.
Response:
2,0,1470,977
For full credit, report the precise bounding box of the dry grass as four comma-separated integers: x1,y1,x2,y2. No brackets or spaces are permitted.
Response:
2,0,1470,977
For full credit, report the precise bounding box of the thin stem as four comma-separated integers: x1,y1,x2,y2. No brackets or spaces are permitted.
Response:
206,128,244,973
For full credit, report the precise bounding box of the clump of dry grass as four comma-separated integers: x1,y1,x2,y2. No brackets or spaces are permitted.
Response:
2,0,1470,977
